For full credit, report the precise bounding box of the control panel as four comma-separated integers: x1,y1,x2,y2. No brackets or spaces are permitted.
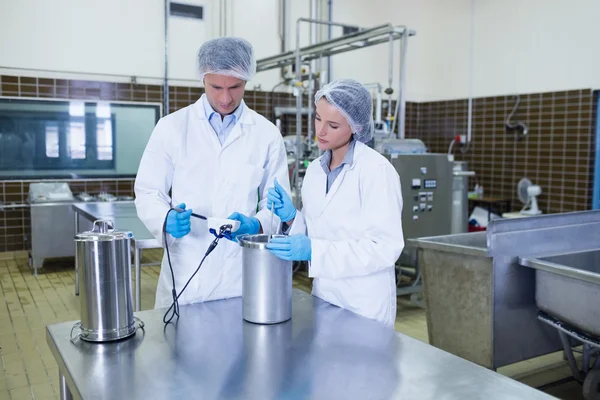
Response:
386,153,453,241
410,167,438,222
411,191,435,220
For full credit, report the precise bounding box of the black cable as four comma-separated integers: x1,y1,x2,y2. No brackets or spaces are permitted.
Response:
162,208,230,325
171,206,207,221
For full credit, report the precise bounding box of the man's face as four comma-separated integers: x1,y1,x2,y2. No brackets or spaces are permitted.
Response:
203,74,246,116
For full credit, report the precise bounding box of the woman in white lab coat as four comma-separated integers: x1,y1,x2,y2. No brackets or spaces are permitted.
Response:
266,79,405,328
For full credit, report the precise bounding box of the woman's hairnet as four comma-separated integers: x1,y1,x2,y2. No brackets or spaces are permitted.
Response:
197,37,256,81
314,79,374,143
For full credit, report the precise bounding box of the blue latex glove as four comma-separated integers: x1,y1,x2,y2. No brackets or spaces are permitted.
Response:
227,212,261,241
166,203,192,238
266,235,312,261
266,178,297,223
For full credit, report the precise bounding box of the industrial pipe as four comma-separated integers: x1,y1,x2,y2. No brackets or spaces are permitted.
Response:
163,0,169,116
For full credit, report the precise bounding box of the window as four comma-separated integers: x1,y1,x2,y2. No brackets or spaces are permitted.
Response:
0,98,160,176
96,119,113,161
45,123,59,158
67,121,86,160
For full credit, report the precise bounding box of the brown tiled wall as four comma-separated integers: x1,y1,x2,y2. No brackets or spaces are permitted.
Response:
1,74,598,250
405,90,596,214
0,75,300,119
0,179,135,252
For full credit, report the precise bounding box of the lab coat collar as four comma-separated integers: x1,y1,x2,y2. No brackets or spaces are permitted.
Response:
318,140,365,171
316,141,366,215
320,139,356,174
201,93,244,125
194,94,255,126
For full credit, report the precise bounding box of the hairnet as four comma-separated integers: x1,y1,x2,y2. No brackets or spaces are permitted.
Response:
314,79,374,143
197,37,256,81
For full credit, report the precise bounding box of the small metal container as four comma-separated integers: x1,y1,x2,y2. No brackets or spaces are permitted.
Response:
71,220,143,342
238,234,292,324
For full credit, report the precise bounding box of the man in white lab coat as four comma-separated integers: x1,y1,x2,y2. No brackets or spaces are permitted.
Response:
135,37,290,309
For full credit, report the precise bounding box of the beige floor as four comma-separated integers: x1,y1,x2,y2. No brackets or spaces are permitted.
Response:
0,250,587,400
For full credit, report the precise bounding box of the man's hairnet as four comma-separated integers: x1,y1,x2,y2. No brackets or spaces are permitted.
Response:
197,37,256,81
314,79,374,143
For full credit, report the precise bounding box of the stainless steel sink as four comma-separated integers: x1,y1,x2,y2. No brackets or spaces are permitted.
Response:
409,232,494,368
408,231,488,256
520,249,600,337
410,211,600,371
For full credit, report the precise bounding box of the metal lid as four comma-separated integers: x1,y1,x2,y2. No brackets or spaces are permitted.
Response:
75,220,133,242
238,234,287,250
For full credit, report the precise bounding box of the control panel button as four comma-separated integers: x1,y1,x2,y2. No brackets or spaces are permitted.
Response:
411,178,421,189
413,205,419,212
427,205,433,212
424,179,437,189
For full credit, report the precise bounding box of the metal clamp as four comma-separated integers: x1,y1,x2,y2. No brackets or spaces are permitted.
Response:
134,316,145,332
92,220,115,234
69,317,145,343
70,322,84,343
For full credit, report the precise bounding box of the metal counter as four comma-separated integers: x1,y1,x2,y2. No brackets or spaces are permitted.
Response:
72,202,160,311
47,290,554,400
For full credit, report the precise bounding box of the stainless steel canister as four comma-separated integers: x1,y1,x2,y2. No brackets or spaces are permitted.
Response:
451,161,475,234
238,234,292,324
72,220,143,342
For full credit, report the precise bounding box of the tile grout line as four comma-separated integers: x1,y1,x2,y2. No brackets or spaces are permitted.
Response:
9,259,58,396
0,259,34,399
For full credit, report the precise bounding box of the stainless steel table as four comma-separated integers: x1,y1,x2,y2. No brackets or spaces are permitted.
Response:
47,290,555,400
72,202,160,311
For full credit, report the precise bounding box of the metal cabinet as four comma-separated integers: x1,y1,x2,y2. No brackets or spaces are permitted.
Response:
29,202,92,274
29,202,76,274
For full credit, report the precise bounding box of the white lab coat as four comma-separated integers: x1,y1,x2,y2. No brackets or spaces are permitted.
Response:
289,141,404,327
135,95,290,309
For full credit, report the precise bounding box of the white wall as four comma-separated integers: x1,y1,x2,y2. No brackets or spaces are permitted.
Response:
411,0,472,101
0,0,423,99
1,0,598,102
0,0,220,84
1,0,166,83
471,0,600,99
328,0,422,101
418,0,600,101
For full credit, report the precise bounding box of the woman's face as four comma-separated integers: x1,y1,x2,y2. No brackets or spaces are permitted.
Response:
315,98,353,151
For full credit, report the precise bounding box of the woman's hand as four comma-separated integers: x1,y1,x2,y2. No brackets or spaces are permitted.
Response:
266,178,297,224
266,235,311,261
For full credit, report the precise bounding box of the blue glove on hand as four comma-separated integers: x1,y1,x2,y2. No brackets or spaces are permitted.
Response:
166,203,192,238
266,178,297,223
227,212,261,241
266,235,312,261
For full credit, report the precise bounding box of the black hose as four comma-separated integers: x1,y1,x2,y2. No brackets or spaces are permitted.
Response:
162,208,229,325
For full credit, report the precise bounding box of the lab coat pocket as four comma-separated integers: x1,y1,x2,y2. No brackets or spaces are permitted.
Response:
215,163,265,259
217,163,265,217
